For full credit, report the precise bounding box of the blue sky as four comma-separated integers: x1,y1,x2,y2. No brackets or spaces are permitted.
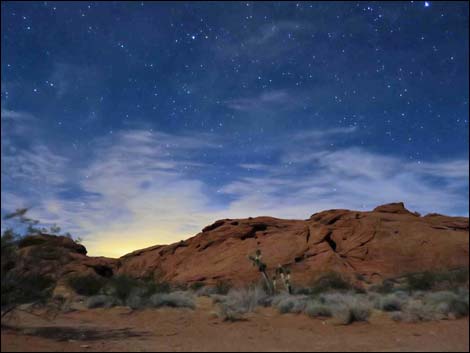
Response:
1,1,468,257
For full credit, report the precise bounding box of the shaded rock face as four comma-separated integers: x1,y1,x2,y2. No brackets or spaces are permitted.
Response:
10,234,118,284
8,203,469,288
118,203,469,286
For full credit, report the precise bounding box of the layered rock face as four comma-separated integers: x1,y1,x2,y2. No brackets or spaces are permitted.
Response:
8,203,469,287
117,202,469,286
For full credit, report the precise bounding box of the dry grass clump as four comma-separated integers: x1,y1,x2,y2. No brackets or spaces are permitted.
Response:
305,300,332,318
390,290,469,322
271,294,308,314
215,286,268,321
85,295,118,309
149,291,195,309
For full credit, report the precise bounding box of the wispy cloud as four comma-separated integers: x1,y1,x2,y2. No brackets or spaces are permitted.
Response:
1,119,468,257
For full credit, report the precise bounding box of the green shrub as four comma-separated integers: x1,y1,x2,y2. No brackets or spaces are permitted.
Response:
215,280,232,295
370,279,395,293
67,275,106,296
190,281,205,291
405,271,437,291
309,272,352,294
141,280,171,297
108,275,141,302
2,273,55,308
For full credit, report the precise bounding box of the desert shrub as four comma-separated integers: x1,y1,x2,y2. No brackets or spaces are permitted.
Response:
1,273,55,308
190,281,205,291
305,300,332,318
85,295,117,309
107,275,141,301
391,290,469,323
214,280,232,295
309,272,352,294
216,304,246,322
214,286,268,320
144,280,171,296
424,290,469,318
149,291,195,309
370,279,395,293
404,271,437,291
377,292,408,312
272,294,308,314
223,286,269,313
67,275,106,296
196,285,218,297
433,268,469,289
348,300,372,322
125,293,147,310
316,292,372,324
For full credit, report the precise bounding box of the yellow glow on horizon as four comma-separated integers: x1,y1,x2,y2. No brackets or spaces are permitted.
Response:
83,227,190,258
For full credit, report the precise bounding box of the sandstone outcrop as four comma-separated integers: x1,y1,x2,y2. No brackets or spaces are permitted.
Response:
7,203,469,288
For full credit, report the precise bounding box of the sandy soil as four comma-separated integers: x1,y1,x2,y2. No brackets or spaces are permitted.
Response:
2,297,469,352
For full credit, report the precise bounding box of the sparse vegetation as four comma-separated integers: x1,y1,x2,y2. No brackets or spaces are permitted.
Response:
67,275,106,296
149,291,195,309
307,272,353,294
85,295,118,309
214,280,232,295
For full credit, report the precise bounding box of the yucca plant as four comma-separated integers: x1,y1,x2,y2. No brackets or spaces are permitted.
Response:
248,250,292,295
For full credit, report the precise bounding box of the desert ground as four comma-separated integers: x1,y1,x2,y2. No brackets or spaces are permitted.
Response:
2,297,469,352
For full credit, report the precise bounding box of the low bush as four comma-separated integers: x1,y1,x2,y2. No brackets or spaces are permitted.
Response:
390,290,469,322
214,286,268,320
149,291,195,309
2,273,55,309
107,275,141,302
216,304,246,322
305,301,332,318
85,295,117,309
308,272,352,294
377,292,408,312
67,275,106,296
272,294,308,314
405,271,438,291
214,280,232,295
190,281,205,291
315,292,372,324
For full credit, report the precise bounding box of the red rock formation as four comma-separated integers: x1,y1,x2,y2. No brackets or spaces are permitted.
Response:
117,203,469,286
7,203,469,288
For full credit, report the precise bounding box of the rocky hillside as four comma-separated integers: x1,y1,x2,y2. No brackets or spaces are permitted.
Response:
7,203,469,288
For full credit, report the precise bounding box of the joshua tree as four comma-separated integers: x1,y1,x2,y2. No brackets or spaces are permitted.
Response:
276,265,292,294
248,249,274,294
248,250,292,295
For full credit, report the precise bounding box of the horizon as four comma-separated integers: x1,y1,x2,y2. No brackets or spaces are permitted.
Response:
1,1,469,257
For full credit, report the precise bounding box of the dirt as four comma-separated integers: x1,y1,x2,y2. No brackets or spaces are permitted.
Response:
2,297,469,352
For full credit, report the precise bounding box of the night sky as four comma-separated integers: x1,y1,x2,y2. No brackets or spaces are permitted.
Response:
1,1,469,257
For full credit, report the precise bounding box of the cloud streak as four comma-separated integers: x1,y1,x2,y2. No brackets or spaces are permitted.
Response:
1,115,468,257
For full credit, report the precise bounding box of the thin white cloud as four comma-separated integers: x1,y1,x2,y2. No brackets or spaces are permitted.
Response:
2,123,468,257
